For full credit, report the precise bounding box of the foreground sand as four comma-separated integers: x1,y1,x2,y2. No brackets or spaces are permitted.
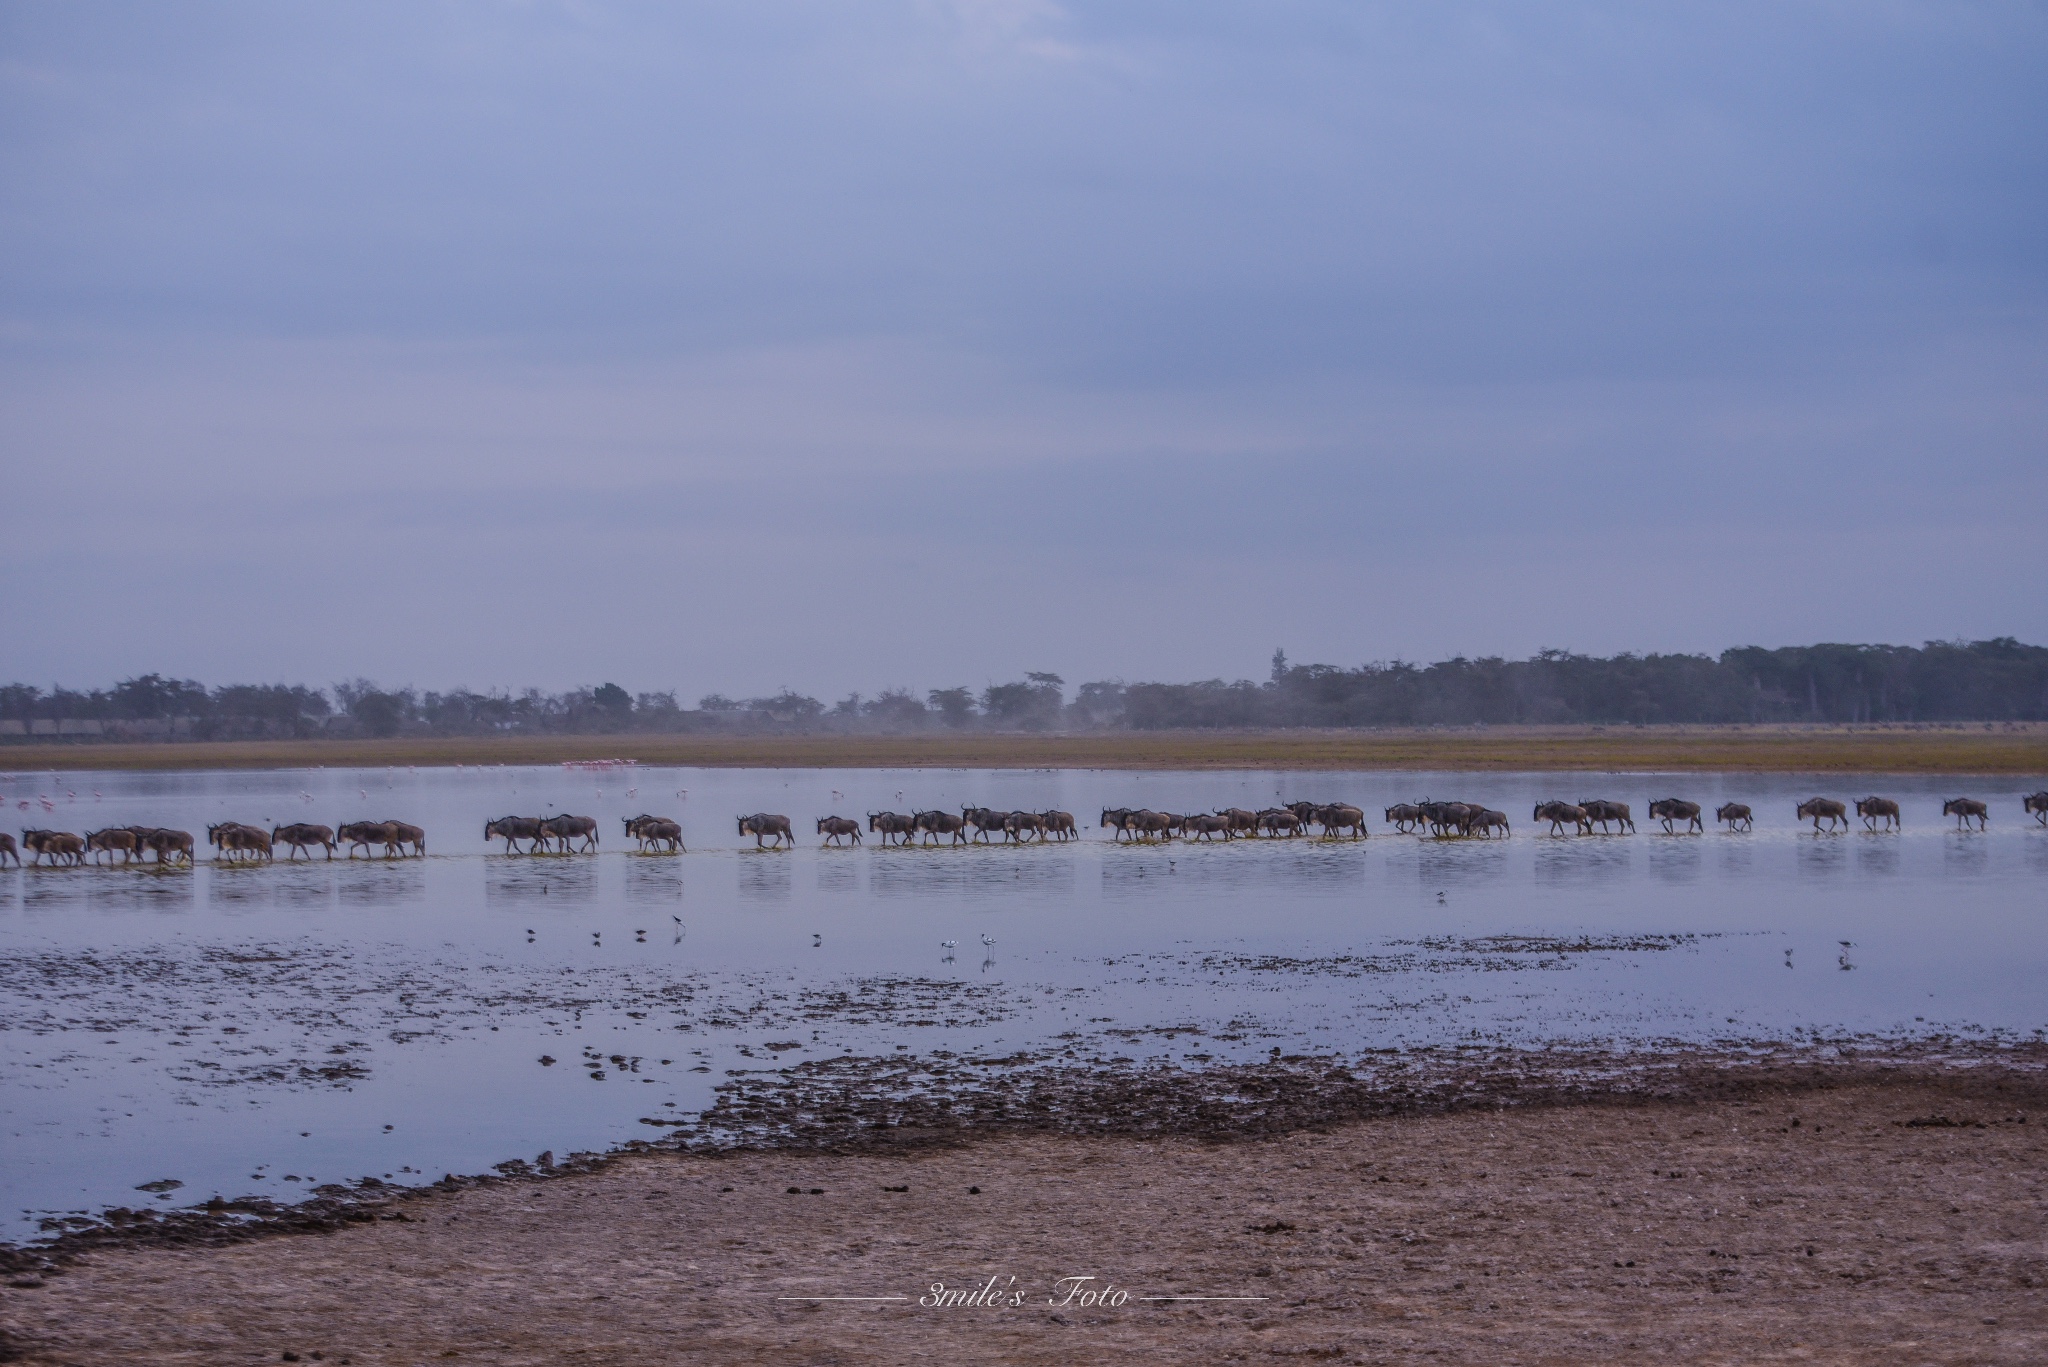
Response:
6,722,2047,773
5,1078,2041,1365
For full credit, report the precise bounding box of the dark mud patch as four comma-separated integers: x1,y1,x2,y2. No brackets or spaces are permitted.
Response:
12,1036,2042,1273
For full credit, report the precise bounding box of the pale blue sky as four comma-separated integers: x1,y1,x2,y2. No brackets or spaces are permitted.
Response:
3,2,2043,697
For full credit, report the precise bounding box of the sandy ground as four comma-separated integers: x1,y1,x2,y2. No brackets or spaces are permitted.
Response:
5,1078,2042,1365
5,722,2046,773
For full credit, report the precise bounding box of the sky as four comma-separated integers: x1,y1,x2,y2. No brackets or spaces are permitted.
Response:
3,1,2044,701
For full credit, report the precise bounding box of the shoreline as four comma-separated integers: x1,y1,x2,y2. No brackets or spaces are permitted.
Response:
5,1047,2042,1364
4,723,2045,773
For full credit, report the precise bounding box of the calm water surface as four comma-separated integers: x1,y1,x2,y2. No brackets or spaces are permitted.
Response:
2,764,2042,1241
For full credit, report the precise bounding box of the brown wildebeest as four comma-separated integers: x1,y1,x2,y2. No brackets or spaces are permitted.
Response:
817,815,863,846
1099,808,1136,841
1796,797,1849,832
1122,809,1173,841
1256,808,1302,838
1040,810,1077,841
338,820,401,858
1715,802,1753,832
1578,799,1635,834
1418,801,1470,837
1467,809,1511,838
913,809,967,846
1182,812,1230,841
867,811,915,846
1003,810,1047,843
624,815,684,852
24,830,86,866
85,827,142,864
2024,792,2048,826
486,816,546,853
1314,804,1368,839
1384,803,1425,834
960,808,1008,844
138,827,194,864
213,823,273,862
1854,796,1901,831
1647,799,1703,834
541,814,598,853
1533,801,1591,836
381,821,425,856
0,832,16,867
1941,797,1989,831
636,817,685,852
1217,808,1258,838
271,823,336,860
737,813,793,848
1283,801,1319,828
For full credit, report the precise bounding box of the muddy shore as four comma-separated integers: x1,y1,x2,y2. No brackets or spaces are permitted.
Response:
5,722,2046,773
3,1058,2041,1365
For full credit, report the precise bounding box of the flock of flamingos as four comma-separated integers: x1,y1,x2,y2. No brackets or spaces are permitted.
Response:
5,790,2045,865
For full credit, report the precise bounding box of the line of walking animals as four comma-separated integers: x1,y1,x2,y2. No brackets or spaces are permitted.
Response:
5,792,2044,866
0,820,425,867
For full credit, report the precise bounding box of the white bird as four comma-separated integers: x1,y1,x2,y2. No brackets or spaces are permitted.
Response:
940,940,957,949
979,934,996,947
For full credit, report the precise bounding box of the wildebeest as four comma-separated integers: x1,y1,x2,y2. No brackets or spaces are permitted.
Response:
1647,799,1704,835
271,823,336,860
1283,801,1320,828
1099,808,1136,841
625,815,684,852
384,821,426,856
1417,801,1471,837
0,832,16,867
1002,810,1047,843
1941,797,1989,831
1384,803,1424,834
541,814,598,853
2026,792,2048,826
867,811,916,846
136,827,194,864
485,816,546,854
84,827,142,864
817,815,863,846
1467,808,1511,838
1578,799,1635,834
1181,812,1231,841
1123,809,1174,841
1217,808,1258,838
1313,804,1368,839
338,820,402,858
210,822,272,862
962,808,1009,844
737,813,793,848
22,830,85,866
1255,808,1302,838
913,809,967,845
1533,801,1591,836
1040,810,1077,841
1854,796,1901,832
1796,797,1849,832
1715,802,1753,832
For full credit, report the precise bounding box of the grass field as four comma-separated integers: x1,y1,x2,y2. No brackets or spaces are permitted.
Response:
3,724,2044,773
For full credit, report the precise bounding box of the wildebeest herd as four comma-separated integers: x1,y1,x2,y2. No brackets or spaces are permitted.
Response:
5,791,2043,867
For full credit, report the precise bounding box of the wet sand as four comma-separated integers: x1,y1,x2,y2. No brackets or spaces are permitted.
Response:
5,1070,2042,1365
6,722,2046,773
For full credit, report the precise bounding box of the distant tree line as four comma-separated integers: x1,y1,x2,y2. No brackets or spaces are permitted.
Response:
2,640,2043,742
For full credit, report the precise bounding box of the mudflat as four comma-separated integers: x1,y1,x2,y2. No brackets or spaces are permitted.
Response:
5,1074,2041,1365
6,723,2046,773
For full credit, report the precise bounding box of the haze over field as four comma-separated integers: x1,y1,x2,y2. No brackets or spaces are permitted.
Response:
3,2,2043,700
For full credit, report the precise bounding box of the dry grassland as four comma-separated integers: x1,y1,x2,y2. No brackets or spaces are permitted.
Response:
5,723,2045,773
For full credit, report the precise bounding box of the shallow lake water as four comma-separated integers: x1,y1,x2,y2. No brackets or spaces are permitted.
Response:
2,764,2043,1242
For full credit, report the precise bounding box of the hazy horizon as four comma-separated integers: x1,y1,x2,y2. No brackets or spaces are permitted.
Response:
4,2,2043,700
